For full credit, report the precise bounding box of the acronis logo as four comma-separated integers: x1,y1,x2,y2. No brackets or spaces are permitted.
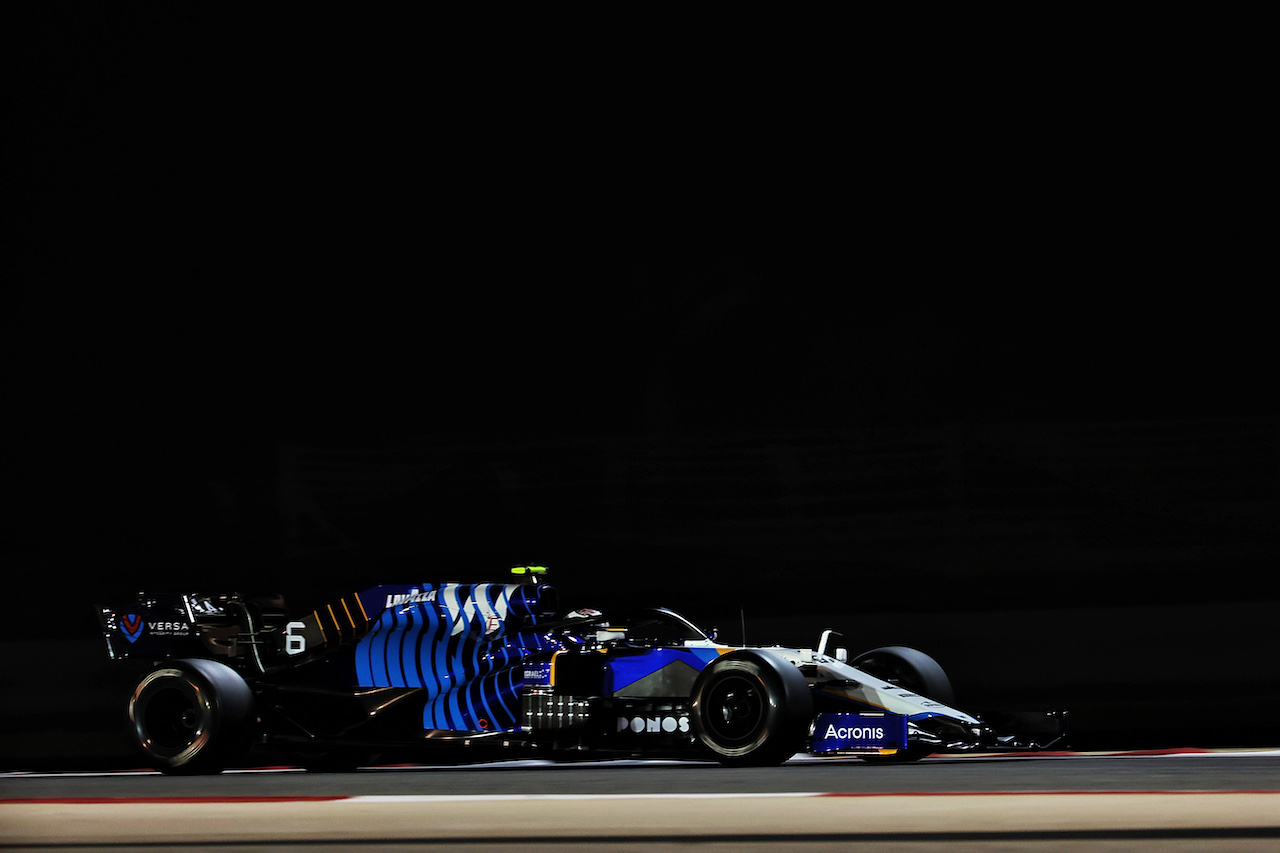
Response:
121,614,145,644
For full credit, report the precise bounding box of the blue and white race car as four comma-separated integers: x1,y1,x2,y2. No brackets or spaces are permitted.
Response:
97,569,1055,773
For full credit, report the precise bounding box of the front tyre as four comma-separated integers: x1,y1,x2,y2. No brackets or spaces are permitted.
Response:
128,658,255,774
850,645,955,706
690,650,812,766
850,645,955,763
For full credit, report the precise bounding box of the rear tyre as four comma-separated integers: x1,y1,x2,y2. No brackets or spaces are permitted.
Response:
128,658,255,774
690,650,812,766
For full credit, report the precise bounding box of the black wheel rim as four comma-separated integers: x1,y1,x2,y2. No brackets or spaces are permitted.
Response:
142,685,205,751
703,674,766,745
131,669,214,765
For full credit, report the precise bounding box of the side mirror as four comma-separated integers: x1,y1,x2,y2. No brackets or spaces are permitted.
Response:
817,629,843,657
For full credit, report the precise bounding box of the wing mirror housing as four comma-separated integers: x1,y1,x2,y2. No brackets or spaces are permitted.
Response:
817,629,847,661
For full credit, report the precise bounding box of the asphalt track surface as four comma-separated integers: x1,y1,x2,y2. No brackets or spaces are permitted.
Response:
4,750,1280,852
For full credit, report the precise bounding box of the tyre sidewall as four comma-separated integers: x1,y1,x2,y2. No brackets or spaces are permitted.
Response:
690,650,811,766
850,645,955,707
129,658,253,774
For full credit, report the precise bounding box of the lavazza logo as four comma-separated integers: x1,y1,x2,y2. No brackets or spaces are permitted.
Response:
385,586,507,638
617,715,691,734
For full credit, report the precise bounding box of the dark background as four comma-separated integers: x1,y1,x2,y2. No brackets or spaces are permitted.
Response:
3,8,1276,767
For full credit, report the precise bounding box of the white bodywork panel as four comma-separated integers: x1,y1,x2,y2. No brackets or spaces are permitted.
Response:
754,646,981,726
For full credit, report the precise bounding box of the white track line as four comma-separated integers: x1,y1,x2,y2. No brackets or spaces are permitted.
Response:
5,749,1280,778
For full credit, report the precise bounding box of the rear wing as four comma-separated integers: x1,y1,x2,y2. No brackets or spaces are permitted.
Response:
99,593,210,661
96,592,289,666
97,582,561,672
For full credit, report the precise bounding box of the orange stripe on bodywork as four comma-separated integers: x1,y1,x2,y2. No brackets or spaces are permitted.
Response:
549,651,561,688
312,610,329,644
340,598,358,634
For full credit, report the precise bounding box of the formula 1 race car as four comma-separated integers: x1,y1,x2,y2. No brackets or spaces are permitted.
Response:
97,569,1060,773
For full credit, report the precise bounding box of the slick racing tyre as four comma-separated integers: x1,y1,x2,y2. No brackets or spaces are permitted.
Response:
128,658,255,774
851,645,955,706
690,649,812,766
850,645,954,763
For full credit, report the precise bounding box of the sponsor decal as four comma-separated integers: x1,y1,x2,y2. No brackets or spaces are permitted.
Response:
121,614,144,644
385,585,509,638
525,661,554,688
824,723,885,741
616,715,691,734
148,621,192,637
118,615,191,643
812,712,907,752
385,589,440,608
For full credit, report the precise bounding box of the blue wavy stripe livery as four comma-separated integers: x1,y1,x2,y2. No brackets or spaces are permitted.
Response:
354,583,565,733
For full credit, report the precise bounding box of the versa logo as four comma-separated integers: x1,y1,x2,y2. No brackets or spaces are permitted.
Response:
121,614,145,644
